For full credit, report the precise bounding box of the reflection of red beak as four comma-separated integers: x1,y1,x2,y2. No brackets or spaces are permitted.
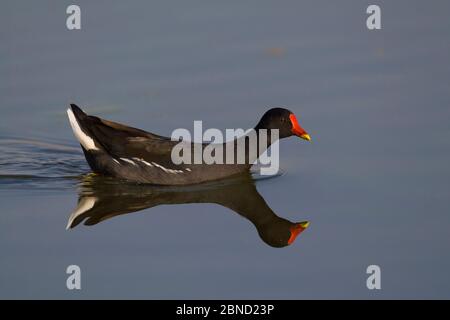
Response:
287,221,310,245
289,114,311,141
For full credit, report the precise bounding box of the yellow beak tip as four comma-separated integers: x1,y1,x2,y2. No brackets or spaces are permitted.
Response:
299,221,310,229
300,134,311,141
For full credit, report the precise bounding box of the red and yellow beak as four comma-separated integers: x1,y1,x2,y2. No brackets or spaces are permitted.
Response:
289,114,311,141
287,221,310,245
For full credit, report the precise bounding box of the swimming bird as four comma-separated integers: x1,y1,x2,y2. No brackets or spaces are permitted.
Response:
67,104,310,185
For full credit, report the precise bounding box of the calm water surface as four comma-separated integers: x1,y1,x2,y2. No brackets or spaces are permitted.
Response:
1,1,450,298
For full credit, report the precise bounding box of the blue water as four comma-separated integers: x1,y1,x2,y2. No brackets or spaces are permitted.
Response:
1,0,450,298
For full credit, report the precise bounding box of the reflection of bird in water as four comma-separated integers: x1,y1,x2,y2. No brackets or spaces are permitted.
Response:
67,173,310,248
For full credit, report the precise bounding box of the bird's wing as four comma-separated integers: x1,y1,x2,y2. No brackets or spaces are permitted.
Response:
86,115,184,167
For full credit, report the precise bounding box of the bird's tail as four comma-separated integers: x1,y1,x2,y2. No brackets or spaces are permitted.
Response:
67,104,100,151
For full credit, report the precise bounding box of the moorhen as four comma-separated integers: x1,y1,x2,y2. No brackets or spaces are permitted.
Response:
67,104,311,185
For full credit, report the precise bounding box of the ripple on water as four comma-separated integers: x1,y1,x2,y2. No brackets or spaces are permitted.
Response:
0,137,88,191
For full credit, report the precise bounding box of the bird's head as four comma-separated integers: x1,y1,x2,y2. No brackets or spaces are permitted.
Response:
255,107,311,141
257,220,310,248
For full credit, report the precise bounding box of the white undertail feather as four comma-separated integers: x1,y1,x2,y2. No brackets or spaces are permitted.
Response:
67,108,99,151
66,196,97,230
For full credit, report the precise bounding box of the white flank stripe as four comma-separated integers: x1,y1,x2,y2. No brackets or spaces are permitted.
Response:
112,158,120,164
185,168,192,172
132,157,153,167
120,158,137,165
67,108,99,151
141,160,153,167
152,162,176,174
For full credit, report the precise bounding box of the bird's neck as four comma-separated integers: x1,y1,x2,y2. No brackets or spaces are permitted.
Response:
229,128,279,164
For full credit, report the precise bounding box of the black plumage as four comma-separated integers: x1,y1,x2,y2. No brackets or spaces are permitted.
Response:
67,103,310,185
